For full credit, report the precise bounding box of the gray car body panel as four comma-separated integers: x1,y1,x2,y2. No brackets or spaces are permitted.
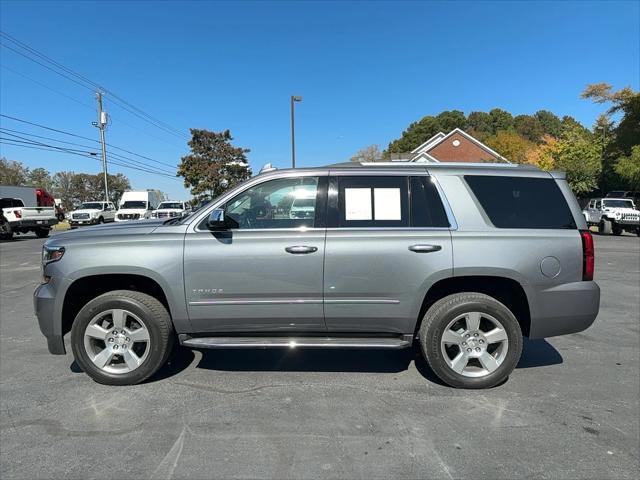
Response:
35,163,600,354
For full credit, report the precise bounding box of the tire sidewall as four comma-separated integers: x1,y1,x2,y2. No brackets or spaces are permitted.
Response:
421,296,522,389
71,294,168,385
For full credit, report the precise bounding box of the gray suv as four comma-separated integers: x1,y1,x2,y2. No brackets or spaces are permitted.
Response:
35,162,600,388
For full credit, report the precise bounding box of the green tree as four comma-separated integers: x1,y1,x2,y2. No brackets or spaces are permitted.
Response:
435,110,466,133
614,146,640,189
612,94,640,155
513,115,544,142
534,110,563,138
466,111,493,139
27,167,53,191
484,130,534,164
488,108,514,132
553,125,602,195
177,129,252,199
385,115,442,154
0,157,29,185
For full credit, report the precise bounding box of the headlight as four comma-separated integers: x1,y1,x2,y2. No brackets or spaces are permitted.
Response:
42,245,65,265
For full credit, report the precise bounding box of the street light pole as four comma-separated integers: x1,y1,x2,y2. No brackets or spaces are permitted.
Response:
290,95,302,168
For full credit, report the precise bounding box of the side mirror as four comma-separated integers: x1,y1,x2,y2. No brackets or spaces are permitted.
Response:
207,208,227,230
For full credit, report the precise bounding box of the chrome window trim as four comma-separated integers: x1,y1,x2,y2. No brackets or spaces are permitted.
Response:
188,168,459,232
188,169,328,233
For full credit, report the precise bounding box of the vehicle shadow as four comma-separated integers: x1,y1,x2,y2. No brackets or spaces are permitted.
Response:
132,336,563,385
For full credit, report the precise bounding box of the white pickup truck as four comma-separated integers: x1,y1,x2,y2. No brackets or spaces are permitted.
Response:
0,186,58,239
68,201,117,227
583,197,640,236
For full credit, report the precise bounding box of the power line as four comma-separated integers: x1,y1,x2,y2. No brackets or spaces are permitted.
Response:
0,31,189,140
0,114,178,168
0,139,180,179
0,64,95,110
0,128,177,175
2,63,188,148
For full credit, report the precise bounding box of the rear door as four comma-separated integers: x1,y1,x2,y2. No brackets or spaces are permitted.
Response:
323,171,453,335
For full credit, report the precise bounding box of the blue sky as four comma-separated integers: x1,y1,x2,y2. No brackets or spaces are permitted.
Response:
1,0,638,200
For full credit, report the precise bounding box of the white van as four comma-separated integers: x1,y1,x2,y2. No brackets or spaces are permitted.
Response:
115,190,161,221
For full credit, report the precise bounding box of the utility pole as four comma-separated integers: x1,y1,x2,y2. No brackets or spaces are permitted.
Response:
93,91,109,202
290,95,302,168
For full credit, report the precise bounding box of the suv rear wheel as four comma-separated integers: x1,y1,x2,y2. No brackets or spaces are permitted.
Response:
71,290,173,385
418,293,523,389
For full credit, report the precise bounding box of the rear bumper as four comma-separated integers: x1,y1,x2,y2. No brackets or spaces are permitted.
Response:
33,277,68,355
10,218,57,228
528,281,600,339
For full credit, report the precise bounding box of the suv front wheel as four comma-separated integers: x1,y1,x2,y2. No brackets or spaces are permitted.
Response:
419,293,523,389
71,290,174,385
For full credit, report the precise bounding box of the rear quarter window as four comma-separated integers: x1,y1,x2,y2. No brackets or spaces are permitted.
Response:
464,175,576,229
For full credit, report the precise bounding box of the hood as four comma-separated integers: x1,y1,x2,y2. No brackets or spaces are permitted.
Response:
604,207,639,213
70,208,102,214
117,207,148,213
47,219,164,245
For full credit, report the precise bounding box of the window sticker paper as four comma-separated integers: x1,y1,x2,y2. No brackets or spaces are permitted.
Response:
374,188,401,220
345,188,372,220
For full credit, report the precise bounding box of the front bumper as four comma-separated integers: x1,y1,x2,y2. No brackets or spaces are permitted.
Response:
34,277,68,355
528,281,600,339
69,218,99,226
614,219,640,227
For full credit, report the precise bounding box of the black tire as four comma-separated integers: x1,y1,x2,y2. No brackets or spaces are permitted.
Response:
418,292,523,389
71,290,174,385
0,222,13,240
612,224,623,236
599,218,612,235
35,228,50,238
98,216,104,224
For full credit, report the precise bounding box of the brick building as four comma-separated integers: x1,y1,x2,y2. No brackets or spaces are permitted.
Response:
406,128,509,163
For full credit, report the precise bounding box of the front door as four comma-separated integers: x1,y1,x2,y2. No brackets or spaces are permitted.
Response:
184,175,327,333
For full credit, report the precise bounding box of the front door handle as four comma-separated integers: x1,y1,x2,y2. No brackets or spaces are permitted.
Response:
285,246,318,254
408,244,442,253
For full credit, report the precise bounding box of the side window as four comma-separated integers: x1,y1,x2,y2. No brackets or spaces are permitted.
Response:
464,175,576,229
595,200,602,209
222,176,320,229
337,176,409,227
410,176,450,227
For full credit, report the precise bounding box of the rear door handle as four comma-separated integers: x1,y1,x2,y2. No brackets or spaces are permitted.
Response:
408,244,442,253
285,246,318,254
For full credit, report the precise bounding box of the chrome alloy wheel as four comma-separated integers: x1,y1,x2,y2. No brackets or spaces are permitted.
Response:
83,309,150,374
440,311,509,378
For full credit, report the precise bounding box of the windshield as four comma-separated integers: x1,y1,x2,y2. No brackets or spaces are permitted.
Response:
603,199,634,208
121,201,147,209
158,202,183,209
80,202,104,209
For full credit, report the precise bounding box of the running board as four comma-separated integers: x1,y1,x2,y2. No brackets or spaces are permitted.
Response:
179,335,413,350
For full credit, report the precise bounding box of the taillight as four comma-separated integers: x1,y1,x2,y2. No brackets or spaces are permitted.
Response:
13,210,22,219
580,230,594,281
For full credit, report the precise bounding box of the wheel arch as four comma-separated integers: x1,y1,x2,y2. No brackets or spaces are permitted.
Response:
61,272,178,339
415,275,532,338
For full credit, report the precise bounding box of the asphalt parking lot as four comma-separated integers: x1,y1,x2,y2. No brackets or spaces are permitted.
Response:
0,232,638,479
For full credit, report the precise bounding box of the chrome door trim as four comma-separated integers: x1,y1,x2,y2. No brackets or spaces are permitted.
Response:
323,298,400,305
189,298,324,306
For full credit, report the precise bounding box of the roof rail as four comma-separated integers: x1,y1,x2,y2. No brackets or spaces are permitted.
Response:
358,161,538,169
